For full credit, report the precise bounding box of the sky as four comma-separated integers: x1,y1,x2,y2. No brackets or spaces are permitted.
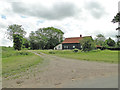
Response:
0,0,119,46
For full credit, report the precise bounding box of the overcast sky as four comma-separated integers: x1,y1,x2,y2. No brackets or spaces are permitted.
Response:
0,0,119,46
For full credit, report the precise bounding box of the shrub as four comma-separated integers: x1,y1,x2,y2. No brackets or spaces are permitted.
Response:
15,51,31,56
49,51,55,54
80,37,95,52
73,48,79,53
97,49,101,51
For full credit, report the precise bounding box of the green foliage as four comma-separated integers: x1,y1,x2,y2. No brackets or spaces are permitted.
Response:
7,24,27,51
22,38,30,49
117,41,120,48
2,55,43,78
96,34,105,38
105,37,115,47
2,47,32,58
111,12,120,42
45,38,59,49
80,37,95,52
38,50,118,63
13,34,23,50
7,24,26,40
2,48,43,78
29,27,64,50
95,34,106,46
73,48,79,53
112,12,120,23
15,51,32,56
39,50,74,54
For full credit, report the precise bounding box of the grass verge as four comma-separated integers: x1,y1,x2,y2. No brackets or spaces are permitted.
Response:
2,47,43,78
36,50,118,63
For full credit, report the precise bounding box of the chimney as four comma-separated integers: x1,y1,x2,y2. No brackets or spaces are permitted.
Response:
80,34,82,37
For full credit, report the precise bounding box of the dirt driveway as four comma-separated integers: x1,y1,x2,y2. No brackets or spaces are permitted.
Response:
2,51,118,88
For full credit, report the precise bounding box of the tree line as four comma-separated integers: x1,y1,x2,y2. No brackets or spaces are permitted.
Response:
6,12,120,51
7,24,64,50
79,34,120,52
6,24,119,51
79,12,120,52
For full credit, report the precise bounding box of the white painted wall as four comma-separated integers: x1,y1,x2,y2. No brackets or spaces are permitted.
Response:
54,44,62,50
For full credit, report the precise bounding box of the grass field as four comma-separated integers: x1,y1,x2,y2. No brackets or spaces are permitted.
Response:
36,49,118,63
2,47,43,78
2,47,118,78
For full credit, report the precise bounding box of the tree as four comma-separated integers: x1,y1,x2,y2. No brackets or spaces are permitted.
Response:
7,24,26,40
45,38,59,49
105,37,115,47
112,12,120,42
7,24,26,50
29,31,40,50
112,12,120,23
80,37,95,52
13,34,23,50
117,41,120,48
95,34,106,46
22,38,30,48
29,27,64,50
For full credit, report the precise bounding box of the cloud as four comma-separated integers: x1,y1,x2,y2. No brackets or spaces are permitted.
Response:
11,2,80,20
0,0,118,46
85,1,106,19
0,38,10,45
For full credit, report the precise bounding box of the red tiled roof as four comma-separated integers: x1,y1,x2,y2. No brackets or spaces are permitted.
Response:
62,36,91,44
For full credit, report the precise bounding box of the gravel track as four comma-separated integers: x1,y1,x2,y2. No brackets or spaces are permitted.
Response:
2,51,118,88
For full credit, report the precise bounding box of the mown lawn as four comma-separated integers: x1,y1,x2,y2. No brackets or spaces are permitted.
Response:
2,47,43,78
36,50,118,63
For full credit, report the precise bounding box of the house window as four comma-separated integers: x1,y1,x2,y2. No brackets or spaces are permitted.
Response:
73,46,75,48
58,46,60,48
64,46,68,49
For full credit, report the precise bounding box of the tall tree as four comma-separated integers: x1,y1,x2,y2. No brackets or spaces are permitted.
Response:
117,41,120,48
95,34,106,46
80,37,95,52
105,37,115,47
29,31,40,50
7,24,26,50
112,12,120,23
7,24,26,40
13,34,23,50
29,27,64,50
22,38,30,48
112,12,120,41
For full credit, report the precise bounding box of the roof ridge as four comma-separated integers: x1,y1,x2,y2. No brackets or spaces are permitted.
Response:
62,36,92,44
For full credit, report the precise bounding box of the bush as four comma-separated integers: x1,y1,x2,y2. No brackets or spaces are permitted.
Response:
73,48,79,53
2,51,32,58
15,51,31,56
97,49,101,51
80,37,95,52
49,51,55,54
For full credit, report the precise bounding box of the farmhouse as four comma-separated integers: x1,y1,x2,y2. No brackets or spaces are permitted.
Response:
54,35,92,50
